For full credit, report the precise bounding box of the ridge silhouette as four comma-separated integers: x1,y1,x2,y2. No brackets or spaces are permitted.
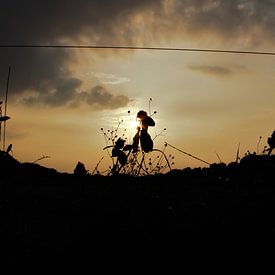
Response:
4,150,275,266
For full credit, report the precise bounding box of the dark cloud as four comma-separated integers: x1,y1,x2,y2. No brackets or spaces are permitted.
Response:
171,0,275,45
0,47,83,108
78,85,131,110
0,0,161,108
0,0,162,45
0,0,274,107
2,0,273,46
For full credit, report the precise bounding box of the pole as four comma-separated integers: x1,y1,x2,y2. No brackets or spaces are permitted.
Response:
0,102,2,145
3,66,11,151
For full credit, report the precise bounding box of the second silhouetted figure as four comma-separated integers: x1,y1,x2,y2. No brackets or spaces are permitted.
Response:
132,110,155,153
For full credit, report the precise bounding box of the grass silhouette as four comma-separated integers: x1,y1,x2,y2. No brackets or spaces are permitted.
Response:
97,106,174,176
3,149,275,266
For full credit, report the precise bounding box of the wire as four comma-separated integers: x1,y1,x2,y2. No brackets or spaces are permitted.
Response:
0,44,275,56
165,142,211,165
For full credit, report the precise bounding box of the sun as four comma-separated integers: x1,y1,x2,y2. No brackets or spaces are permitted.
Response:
125,119,139,138
129,119,140,131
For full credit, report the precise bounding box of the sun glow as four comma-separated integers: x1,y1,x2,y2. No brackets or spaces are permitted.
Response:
126,119,140,138
129,119,140,131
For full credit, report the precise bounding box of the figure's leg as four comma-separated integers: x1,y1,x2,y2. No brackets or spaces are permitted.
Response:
132,130,140,153
140,130,153,153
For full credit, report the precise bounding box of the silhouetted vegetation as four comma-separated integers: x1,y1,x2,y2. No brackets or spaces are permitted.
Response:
3,149,275,265
73,161,88,176
100,107,173,176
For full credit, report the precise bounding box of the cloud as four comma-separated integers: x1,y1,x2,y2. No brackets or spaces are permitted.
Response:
0,47,81,104
0,0,162,45
1,1,274,49
6,130,29,140
0,0,160,107
188,65,233,77
79,85,131,110
0,0,274,107
188,64,248,77
92,72,130,85
0,48,131,110
22,82,130,110
169,0,275,46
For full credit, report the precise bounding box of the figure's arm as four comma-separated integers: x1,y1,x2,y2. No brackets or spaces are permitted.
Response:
145,116,155,126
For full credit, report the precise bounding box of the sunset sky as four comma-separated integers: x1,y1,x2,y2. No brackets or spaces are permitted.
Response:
1,0,275,173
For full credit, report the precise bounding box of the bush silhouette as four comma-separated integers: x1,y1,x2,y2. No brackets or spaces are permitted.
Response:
74,161,88,176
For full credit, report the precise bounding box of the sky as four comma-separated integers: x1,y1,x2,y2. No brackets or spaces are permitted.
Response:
0,0,275,173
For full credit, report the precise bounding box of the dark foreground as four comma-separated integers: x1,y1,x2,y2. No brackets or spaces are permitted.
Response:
2,152,275,265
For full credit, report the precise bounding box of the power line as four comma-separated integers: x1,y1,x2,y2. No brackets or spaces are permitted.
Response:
165,142,211,165
0,44,275,56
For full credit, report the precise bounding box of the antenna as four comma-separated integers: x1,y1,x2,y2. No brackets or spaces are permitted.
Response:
3,66,11,151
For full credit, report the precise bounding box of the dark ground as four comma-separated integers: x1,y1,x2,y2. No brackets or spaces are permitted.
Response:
2,151,275,266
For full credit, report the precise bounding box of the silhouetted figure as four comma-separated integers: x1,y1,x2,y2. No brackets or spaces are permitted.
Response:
132,110,155,153
137,110,155,130
112,138,127,166
266,130,275,155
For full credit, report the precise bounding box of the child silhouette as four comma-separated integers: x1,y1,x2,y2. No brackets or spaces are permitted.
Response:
132,110,155,153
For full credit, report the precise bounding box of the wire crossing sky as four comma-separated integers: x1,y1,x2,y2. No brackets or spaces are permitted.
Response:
0,44,275,56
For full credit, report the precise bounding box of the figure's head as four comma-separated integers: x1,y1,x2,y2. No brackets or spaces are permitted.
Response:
137,110,147,120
